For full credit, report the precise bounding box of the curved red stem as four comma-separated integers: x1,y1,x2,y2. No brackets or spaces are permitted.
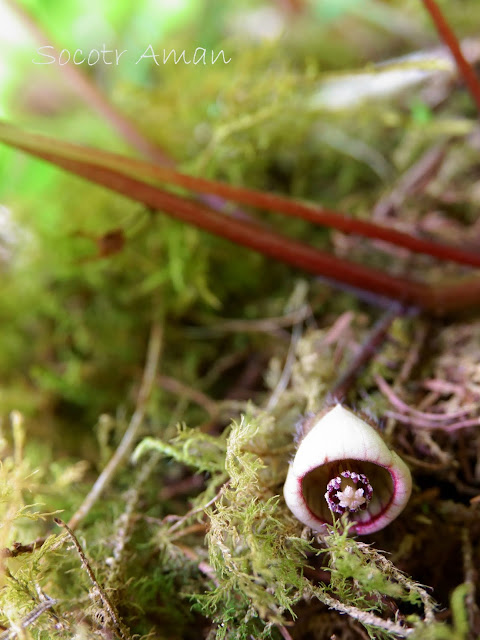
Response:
421,0,480,115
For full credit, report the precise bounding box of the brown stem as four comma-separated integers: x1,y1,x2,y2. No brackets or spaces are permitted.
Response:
0,538,46,558
17,143,431,306
421,0,480,115
127,160,480,268
428,277,480,314
5,0,173,166
55,519,132,640
45,135,480,268
3,125,480,314
330,306,402,402
9,135,480,314
4,1,254,225
3,122,480,269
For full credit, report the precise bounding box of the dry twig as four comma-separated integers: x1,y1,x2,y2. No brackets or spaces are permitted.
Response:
386,411,480,432
331,305,403,402
0,594,58,640
55,519,131,640
376,375,479,425
68,321,163,530
312,588,415,637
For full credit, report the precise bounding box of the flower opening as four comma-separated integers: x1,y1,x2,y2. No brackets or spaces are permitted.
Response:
283,404,412,534
325,470,373,514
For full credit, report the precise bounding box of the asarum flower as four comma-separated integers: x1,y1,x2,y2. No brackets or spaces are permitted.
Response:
283,404,412,535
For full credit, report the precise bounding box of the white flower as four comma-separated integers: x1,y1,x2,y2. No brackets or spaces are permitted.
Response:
284,404,412,535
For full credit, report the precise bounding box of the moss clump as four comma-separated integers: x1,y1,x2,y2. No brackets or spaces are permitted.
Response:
1,1,480,638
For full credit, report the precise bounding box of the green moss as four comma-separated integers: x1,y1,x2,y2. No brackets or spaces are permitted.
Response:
1,1,479,637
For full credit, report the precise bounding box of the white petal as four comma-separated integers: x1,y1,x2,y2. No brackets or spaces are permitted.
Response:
283,404,412,534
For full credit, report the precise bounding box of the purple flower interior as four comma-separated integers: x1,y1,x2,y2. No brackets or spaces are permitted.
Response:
301,458,394,526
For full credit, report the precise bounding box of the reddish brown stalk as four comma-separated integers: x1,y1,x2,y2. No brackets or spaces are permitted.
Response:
5,0,172,166
3,122,480,269
3,120,480,313
6,135,480,314
4,0,249,224
126,163,480,268
5,2,480,267
421,0,480,114
7,0,264,226
428,277,480,314
9,139,431,305
74,140,480,267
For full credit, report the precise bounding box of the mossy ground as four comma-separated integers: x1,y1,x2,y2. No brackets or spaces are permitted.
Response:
0,1,480,638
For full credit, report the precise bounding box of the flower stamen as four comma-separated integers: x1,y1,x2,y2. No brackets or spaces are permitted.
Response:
325,470,373,515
